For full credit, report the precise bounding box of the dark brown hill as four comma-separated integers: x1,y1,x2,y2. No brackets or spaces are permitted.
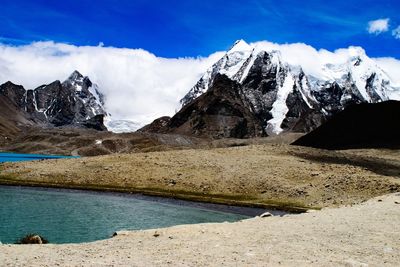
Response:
292,100,400,149
0,91,37,138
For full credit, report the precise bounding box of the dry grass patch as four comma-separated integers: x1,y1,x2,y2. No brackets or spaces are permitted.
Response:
1,144,399,210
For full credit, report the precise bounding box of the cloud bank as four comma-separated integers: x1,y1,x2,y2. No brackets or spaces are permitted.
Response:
367,18,390,34
250,40,400,86
0,41,399,128
0,42,223,125
393,26,400,39
373,57,400,85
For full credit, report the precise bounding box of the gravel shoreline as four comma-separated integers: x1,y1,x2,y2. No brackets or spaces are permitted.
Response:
1,193,399,266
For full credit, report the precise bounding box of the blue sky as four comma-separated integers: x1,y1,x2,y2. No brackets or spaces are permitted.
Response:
0,0,399,58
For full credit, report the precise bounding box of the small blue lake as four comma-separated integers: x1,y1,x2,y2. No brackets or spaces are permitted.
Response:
0,152,78,163
0,186,276,244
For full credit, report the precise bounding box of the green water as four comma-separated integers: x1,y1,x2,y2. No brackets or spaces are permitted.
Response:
0,186,266,244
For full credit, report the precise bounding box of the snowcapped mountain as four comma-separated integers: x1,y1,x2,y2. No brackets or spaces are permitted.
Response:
179,40,400,135
61,70,106,121
0,70,107,130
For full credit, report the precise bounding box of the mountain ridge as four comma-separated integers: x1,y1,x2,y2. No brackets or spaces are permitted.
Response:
174,40,400,136
0,70,107,135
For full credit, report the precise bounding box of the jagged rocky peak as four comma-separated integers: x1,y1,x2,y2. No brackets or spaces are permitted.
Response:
177,40,400,137
62,70,104,105
179,40,254,107
0,81,26,108
0,71,108,131
63,70,91,92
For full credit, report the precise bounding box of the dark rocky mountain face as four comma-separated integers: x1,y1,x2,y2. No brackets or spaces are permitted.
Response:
0,71,107,136
143,74,264,138
81,115,108,131
292,100,400,149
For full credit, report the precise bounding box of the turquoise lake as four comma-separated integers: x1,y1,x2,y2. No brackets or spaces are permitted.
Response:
0,152,77,163
0,186,273,244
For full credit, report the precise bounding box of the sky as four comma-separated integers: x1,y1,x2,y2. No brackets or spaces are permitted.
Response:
1,0,399,58
0,0,399,128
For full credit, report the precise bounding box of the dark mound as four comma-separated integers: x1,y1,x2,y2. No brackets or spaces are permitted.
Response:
138,116,171,133
292,100,400,150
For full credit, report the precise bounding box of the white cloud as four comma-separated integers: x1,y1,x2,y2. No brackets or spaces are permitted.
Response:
250,40,400,87
251,41,366,77
0,40,399,128
367,18,390,34
373,57,400,85
393,26,400,39
0,42,223,125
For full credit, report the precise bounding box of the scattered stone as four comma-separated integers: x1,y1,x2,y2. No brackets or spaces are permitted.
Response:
395,201,400,205
153,232,160,237
17,234,48,244
383,246,393,253
259,212,273,218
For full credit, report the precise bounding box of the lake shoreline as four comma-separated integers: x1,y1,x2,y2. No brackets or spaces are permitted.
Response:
0,185,263,244
1,193,399,266
0,184,273,217
0,178,306,213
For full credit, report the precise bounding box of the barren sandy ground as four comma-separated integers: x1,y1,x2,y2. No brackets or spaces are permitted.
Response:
1,144,399,209
0,193,399,266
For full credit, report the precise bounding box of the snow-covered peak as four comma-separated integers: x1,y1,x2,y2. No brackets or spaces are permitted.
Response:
60,70,107,120
182,40,398,105
228,39,252,53
68,70,84,81
347,46,367,59
63,70,87,92
180,43,288,106
317,48,393,102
